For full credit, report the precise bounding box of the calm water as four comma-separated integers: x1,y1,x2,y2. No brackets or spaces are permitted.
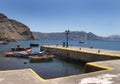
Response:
0,39,120,51
0,39,120,79
0,55,85,79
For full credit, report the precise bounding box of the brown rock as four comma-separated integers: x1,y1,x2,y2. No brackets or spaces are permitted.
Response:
0,13,34,41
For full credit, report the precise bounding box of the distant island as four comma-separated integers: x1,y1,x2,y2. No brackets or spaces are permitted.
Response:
0,13,34,42
33,31,120,41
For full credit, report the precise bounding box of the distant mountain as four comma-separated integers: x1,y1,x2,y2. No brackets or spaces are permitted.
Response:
87,32,104,40
106,35,120,40
0,13,34,41
33,31,120,41
32,31,105,40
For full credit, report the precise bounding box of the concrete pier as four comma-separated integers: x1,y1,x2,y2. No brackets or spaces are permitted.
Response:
41,46,120,62
1,45,120,84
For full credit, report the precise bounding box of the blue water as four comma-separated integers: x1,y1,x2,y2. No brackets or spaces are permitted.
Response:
0,55,84,79
0,39,120,52
0,39,120,79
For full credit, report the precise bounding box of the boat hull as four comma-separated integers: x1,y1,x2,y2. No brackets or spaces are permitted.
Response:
30,55,54,61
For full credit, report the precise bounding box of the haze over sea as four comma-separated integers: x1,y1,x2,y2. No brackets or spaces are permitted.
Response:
0,40,120,52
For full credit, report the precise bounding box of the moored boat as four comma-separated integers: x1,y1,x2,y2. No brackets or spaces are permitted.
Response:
11,47,32,52
29,55,54,61
0,41,9,45
79,41,84,43
11,45,32,52
5,51,29,58
14,51,29,58
30,43,39,47
5,45,32,58
5,52,14,57
28,51,44,56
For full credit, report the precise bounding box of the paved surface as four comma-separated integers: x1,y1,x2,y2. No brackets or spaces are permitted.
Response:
48,60,120,84
48,45,120,56
71,46,120,55
1,63,120,84
0,69,47,84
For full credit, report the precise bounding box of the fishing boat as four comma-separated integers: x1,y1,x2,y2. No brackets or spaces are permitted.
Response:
79,38,85,44
28,51,45,56
30,43,39,47
79,41,84,43
0,41,9,45
5,45,32,58
5,51,29,58
14,52,29,58
29,55,54,61
11,44,32,52
5,52,14,57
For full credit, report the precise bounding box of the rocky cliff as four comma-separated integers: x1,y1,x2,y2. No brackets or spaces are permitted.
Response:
0,13,34,41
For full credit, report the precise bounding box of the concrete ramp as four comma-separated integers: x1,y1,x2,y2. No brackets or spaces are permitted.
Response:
0,69,46,84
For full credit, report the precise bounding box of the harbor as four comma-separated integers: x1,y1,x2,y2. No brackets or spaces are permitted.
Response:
1,0,120,83
0,45,120,84
0,0,120,84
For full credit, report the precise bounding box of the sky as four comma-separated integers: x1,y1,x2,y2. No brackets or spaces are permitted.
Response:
0,0,120,36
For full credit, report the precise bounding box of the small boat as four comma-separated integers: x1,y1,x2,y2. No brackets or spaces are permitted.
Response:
0,41,8,45
28,51,44,56
30,55,54,61
79,41,84,43
5,51,29,58
5,45,32,58
79,39,85,44
3,41,8,44
30,43,39,47
5,52,14,57
11,47,32,52
22,48,32,53
14,51,29,58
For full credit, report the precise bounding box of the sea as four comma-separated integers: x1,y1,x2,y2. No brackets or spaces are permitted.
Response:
0,39,120,52
0,39,120,79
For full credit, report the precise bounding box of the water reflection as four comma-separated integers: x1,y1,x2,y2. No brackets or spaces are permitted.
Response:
30,59,53,63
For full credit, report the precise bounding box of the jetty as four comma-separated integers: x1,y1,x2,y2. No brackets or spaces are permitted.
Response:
41,45,120,62
1,45,120,84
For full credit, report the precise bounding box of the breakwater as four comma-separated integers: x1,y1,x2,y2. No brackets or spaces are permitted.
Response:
41,46,120,62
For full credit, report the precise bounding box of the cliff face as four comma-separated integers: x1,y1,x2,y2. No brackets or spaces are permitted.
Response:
0,13,34,41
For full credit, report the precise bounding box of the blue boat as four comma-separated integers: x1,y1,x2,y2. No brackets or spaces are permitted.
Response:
28,51,44,56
